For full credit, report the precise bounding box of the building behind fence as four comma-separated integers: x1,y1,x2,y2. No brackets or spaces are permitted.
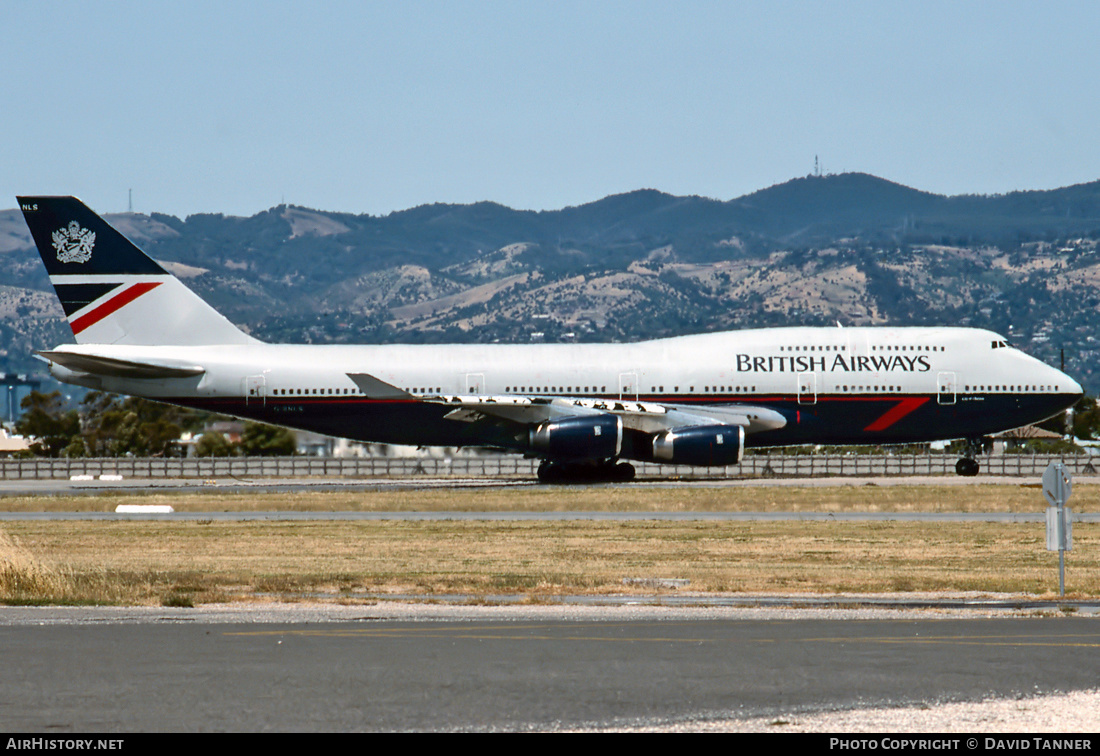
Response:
1,453,1097,479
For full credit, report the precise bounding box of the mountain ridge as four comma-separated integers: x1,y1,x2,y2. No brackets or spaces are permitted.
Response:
3,172,1100,392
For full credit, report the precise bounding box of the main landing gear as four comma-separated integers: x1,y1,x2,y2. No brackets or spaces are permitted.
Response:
955,437,983,477
537,460,636,484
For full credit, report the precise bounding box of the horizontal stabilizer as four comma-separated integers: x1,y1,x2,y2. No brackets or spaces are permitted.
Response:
37,350,205,379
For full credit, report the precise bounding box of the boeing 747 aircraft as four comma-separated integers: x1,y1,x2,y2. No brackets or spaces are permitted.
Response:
18,196,1083,481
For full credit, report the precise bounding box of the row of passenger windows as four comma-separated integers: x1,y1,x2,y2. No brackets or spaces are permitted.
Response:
829,385,1062,394
964,385,1060,393
869,345,944,352
779,345,846,352
271,388,358,396
777,345,947,353
268,387,442,396
836,385,904,392
270,387,450,396
265,382,1060,398
505,386,606,393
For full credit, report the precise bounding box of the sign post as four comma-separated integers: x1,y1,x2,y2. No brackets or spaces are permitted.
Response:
1042,462,1073,597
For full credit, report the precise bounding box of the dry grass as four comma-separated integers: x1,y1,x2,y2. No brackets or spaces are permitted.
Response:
2,484,1096,605
0,528,73,603
1,483,1096,513
2,518,1097,605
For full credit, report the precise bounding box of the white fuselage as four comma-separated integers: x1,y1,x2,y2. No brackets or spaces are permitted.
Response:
45,325,1080,450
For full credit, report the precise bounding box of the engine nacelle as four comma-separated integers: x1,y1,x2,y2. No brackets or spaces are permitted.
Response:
529,414,623,460
652,424,744,466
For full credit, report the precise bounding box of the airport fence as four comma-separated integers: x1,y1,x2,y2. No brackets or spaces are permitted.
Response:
0,453,1097,480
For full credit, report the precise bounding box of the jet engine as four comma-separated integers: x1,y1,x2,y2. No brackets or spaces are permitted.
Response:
652,424,744,466
529,414,623,460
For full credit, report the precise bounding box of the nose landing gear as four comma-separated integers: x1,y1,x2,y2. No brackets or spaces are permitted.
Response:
955,457,980,476
955,437,985,477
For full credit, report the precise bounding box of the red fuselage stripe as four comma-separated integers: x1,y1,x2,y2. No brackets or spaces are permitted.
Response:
862,396,931,431
70,282,162,335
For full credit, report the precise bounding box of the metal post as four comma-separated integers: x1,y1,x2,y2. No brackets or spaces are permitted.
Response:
1043,462,1072,597
1059,549,1065,598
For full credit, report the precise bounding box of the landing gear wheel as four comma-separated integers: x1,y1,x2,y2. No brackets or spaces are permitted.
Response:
955,458,980,477
955,437,984,477
613,462,636,482
537,461,560,484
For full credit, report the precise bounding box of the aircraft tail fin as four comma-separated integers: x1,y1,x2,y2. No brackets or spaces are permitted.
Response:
17,196,258,346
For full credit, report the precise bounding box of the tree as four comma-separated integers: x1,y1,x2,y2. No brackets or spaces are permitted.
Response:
80,392,186,457
238,422,297,456
194,431,236,457
15,391,81,457
1071,394,1100,439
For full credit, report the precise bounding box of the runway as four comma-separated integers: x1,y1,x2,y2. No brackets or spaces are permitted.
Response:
1,605,1097,731
2,471,1098,522
5,509,1100,523
2,472,1099,498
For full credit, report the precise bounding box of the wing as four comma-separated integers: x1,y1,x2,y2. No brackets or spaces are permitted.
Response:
427,393,786,436
425,393,786,465
341,373,787,463
347,372,413,399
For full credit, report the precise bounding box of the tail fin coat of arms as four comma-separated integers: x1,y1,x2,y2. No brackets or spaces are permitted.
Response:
52,221,96,264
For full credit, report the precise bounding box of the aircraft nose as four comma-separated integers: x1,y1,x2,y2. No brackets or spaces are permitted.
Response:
1053,366,1083,401
1067,374,1084,400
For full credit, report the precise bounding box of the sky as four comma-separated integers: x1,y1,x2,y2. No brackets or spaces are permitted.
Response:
4,1,1100,219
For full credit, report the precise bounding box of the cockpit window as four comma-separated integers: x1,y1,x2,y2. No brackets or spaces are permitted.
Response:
991,340,1009,349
